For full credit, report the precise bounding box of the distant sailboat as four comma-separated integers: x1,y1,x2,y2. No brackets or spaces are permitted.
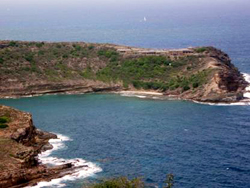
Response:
144,17,147,22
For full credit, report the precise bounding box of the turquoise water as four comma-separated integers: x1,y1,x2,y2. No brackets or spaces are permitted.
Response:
0,1,250,72
0,94,250,187
1,0,250,187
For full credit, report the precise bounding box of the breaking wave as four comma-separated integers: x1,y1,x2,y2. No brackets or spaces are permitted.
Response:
120,93,147,99
27,134,102,188
119,73,250,106
194,73,250,106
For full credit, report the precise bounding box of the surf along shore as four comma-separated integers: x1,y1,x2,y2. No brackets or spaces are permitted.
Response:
0,105,102,188
0,41,249,104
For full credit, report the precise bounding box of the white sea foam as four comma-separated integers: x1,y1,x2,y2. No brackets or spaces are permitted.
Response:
194,73,250,106
243,73,250,99
120,74,250,106
120,93,147,99
27,134,102,188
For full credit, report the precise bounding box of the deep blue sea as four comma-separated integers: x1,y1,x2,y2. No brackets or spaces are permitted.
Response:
0,0,250,187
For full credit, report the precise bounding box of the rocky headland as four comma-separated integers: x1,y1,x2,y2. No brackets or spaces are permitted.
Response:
0,105,81,188
0,41,248,103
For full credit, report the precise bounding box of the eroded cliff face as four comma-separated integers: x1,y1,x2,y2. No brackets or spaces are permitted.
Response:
0,41,248,103
0,105,73,188
178,47,248,102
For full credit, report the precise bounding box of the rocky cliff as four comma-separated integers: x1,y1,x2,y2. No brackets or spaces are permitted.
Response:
0,105,74,188
0,41,248,103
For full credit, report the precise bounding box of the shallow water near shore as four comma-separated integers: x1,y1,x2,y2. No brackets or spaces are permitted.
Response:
1,1,250,187
0,94,250,187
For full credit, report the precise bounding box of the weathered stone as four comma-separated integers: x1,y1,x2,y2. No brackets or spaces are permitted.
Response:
0,105,74,188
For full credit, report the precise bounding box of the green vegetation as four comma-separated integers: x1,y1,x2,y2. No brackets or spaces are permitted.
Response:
0,124,8,129
0,57,4,64
97,56,173,83
88,174,174,188
165,174,174,188
9,41,17,47
81,67,95,79
24,53,34,62
0,116,10,129
88,45,95,50
97,55,210,92
0,41,212,94
195,47,207,53
0,41,102,80
0,116,10,124
98,48,119,61
90,177,144,188
36,42,44,48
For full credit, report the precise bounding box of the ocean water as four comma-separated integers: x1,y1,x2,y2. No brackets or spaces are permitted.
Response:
0,0,250,72
1,0,250,187
0,94,250,188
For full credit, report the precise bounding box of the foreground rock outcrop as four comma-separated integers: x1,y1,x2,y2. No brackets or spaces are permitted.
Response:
0,105,74,188
0,41,248,103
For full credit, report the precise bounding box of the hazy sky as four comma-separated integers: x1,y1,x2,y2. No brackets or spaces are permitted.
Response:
0,0,249,16
0,0,249,7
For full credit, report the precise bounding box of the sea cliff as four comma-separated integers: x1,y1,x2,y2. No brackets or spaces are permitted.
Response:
0,105,76,188
0,41,248,103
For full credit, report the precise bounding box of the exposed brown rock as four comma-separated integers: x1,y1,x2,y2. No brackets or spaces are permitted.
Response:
178,47,248,103
0,105,75,188
0,41,248,103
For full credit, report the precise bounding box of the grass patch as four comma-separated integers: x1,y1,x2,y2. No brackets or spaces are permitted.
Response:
0,116,10,129
98,48,119,60
90,177,144,188
0,116,10,124
81,67,95,79
195,47,207,53
9,41,18,47
36,42,44,48
0,57,4,64
96,55,195,91
0,124,8,129
88,174,174,188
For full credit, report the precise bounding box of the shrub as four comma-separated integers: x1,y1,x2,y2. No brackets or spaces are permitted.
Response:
165,174,174,188
24,53,34,62
73,44,82,51
70,50,79,57
22,67,31,71
0,124,8,129
195,47,207,53
56,44,62,48
123,81,129,89
9,41,17,47
0,123,9,129
38,50,45,56
110,56,118,62
192,82,199,88
182,85,190,92
62,54,68,58
36,42,44,48
89,174,174,188
31,63,40,73
0,57,4,64
81,67,95,79
161,85,169,92
88,45,95,50
0,116,10,124
91,177,144,188
98,49,119,59
0,116,10,129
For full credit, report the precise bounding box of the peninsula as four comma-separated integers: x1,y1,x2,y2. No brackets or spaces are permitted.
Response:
0,41,248,103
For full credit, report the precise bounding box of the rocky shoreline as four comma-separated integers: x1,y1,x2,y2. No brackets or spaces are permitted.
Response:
0,105,82,188
0,41,249,103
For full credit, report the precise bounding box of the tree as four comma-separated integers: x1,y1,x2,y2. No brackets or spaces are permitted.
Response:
164,174,174,188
